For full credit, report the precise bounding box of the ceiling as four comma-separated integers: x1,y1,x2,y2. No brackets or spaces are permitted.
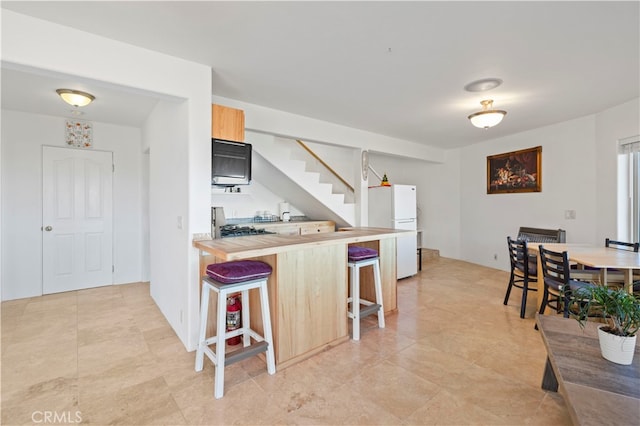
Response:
2,1,638,149
0,66,162,127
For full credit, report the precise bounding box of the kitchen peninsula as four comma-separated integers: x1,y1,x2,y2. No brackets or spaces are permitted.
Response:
193,227,412,368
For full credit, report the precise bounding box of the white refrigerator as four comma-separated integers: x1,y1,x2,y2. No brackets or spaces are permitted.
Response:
368,184,418,279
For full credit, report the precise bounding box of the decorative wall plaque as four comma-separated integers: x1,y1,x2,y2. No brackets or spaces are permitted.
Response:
65,120,93,148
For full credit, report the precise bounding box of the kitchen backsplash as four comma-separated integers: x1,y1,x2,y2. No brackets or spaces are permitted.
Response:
211,180,303,220
226,215,309,225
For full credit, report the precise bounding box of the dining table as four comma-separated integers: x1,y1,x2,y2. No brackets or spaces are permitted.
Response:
528,243,640,312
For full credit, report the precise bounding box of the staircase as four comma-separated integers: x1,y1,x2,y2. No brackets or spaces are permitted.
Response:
246,132,356,227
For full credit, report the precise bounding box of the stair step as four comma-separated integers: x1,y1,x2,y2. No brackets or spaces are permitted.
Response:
284,159,306,174
330,193,345,204
249,133,356,226
316,182,332,195
421,248,440,259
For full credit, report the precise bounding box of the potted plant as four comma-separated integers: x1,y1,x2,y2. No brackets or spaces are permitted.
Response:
571,285,640,365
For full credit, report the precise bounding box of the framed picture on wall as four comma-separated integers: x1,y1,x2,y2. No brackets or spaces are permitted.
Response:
65,120,93,148
487,146,541,194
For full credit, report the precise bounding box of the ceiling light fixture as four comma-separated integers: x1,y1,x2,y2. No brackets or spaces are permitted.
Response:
468,99,506,129
56,89,95,107
464,78,503,92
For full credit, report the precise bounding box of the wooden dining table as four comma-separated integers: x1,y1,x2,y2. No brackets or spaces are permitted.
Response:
528,243,640,312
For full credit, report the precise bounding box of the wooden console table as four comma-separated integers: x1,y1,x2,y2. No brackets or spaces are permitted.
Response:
536,314,640,425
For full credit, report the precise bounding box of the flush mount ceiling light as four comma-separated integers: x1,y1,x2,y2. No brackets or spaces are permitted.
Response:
468,99,507,129
56,89,95,107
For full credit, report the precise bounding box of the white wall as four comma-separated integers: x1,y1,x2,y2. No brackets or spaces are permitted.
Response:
144,100,189,339
1,110,143,300
210,96,451,232
368,151,461,258
141,152,150,282
594,98,640,241
211,182,304,221
2,10,211,350
213,95,446,164
227,96,637,268
459,98,639,271
461,116,596,270
208,137,349,224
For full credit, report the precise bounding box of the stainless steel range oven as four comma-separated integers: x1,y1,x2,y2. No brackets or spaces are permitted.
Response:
219,225,277,238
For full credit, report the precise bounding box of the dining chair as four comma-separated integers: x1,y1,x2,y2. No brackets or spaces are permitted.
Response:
605,238,640,252
503,237,538,318
538,245,598,319
602,238,639,284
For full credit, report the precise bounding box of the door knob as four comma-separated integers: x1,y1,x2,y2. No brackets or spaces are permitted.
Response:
44,226,53,232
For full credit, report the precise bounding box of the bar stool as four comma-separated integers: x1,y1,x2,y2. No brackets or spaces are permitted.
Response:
195,260,276,399
347,246,385,340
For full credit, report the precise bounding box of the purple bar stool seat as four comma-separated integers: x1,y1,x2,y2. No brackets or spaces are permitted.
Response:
347,246,385,340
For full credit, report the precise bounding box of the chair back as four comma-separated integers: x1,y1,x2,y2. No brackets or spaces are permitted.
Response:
605,238,639,252
538,245,570,288
507,237,533,277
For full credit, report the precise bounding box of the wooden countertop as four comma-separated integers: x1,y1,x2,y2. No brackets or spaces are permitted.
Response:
193,227,414,260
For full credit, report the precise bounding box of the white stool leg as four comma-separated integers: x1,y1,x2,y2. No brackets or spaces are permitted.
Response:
258,280,276,375
214,288,228,399
373,259,385,329
195,282,210,372
241,289,251,348
351,263,360,341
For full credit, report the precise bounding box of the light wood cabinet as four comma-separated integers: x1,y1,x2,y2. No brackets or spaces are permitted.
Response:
255,221,335,236
212,104,245,142
268,225,301,236
194,227,403,369
276,245,347,363
300,222,336,235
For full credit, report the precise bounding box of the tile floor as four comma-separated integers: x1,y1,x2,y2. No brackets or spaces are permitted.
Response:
1,257,572,425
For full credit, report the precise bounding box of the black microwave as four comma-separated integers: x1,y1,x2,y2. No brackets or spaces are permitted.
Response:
211,138,252,186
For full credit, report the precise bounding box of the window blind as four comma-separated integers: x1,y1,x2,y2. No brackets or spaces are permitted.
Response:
618,135,640,242
619,135,640,154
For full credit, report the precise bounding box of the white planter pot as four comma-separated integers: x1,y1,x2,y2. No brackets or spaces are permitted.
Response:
597,326,637,365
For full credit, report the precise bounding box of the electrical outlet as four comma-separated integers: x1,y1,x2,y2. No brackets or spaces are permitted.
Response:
564,210,576,220
177,215,183,229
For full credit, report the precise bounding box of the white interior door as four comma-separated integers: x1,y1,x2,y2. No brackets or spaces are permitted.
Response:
43,146,113,294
